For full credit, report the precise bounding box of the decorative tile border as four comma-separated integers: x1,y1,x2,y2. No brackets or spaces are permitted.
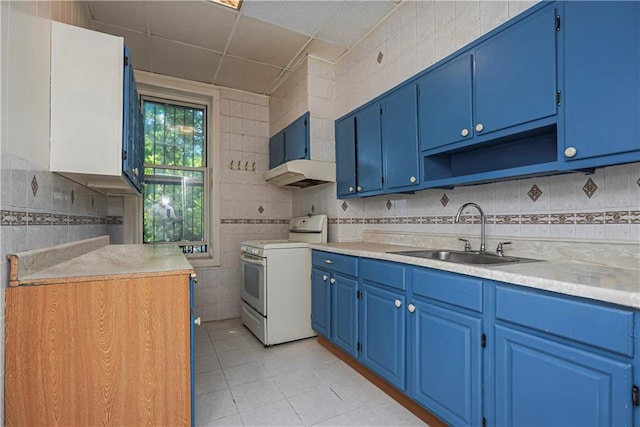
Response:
221,218,289,225
0,210,120,226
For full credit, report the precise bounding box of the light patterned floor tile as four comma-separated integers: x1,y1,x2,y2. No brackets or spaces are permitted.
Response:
195,369,228,396
230,378,286,412
195,389,238,426
196,353,222,374
239,399,303,426
223,361,271,387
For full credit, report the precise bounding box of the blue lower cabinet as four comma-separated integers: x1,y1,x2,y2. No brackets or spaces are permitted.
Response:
360,282,406,390
189,273,196,427
495,325,633,427
332,273,358,357
409,298,483,427
311,267,331,338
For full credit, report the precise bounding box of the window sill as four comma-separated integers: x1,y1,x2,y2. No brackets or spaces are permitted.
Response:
188,257,221,268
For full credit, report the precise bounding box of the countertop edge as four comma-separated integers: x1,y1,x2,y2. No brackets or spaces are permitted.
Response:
310,243,640,309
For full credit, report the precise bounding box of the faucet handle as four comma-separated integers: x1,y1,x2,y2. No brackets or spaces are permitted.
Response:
458,238,472,252
496,241,512,256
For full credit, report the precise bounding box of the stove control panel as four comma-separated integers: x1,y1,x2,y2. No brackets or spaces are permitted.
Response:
241,246,262,257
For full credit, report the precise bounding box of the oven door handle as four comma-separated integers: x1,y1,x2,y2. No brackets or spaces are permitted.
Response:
241,254,266,266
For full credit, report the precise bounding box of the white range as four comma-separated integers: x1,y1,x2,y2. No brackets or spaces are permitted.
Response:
240,214,327,346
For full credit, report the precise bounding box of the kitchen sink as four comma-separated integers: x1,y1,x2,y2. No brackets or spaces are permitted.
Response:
389,249,540,266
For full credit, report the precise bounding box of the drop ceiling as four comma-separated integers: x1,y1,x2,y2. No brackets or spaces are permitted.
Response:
88,0,403,95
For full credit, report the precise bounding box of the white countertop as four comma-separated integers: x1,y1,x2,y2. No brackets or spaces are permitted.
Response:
10,244,194,286
310,242,640,309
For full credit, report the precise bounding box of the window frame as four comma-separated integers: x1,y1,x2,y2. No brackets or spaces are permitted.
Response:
134,71,221,267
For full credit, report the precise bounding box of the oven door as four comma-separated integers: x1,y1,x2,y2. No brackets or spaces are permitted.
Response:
240,252,267,316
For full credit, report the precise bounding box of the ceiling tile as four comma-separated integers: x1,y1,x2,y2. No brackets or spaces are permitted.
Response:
316,1,395,48
303,38,348,63
227,15,310,68
215,55,283,94
88,1,149,33
147,1,238,52
241,0,343,36
92,22,151,71
150,38,222,84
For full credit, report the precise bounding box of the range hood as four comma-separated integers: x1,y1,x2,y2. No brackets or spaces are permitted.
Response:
264,159,335,188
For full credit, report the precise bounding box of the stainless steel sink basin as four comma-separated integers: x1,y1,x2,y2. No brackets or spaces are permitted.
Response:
389,250,540,265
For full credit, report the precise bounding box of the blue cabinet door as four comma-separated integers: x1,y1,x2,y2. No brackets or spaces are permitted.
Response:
122,47,143,191
284,112,309,162
417,54,473,151
268,131,285,169
311,267,331,338
563,1,640,164
381,84,420,190
474,4,557,136
409,299,482,427
355,102,383,194
360,283,406,390
495,325,633,427
335,116,357,197
331,273,358,357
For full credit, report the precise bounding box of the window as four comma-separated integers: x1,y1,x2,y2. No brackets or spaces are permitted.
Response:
142,97,209,256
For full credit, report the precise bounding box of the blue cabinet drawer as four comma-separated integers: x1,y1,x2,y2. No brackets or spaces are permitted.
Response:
361,259,407,291
412,267,483,313
312,251,358,277
495,284,634,357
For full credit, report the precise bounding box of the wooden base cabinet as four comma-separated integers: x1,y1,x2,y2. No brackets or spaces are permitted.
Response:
5,273,192,426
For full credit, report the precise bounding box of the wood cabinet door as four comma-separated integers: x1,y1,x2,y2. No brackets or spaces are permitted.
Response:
474,4,557,136
284,113,309,162
354,102,383,194
381,83,420,191
417,54,473,151
311,267,332,338
5,274,191,426
563,1,640,163
335,116,357,197
360,282,407,391
331,273,359,357
409,299,483,427
495,325,633,427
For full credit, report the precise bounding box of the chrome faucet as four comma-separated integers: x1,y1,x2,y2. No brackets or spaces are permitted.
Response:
454,202,486,253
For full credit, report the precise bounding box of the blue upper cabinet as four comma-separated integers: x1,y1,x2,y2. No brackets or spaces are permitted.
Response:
419,3,557,154
474,4,557,137
561,1,640,169
268,112,310,169
382,84,420,190
122,48,143,192
335,117,357,197
418,54,473,152
354,102,383,195
268,132,285,169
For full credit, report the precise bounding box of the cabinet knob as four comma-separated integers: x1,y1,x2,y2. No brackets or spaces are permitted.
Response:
394,299,402,308
409,176,416,183
322,274,328,281
194,317,201,326
564,146,577,158
461,128,469,137
475,123,484,132
324,259,333,264
408,304,416,313
349,186,354,192
357,186,362,192
132,167,139,176
330,278,336,284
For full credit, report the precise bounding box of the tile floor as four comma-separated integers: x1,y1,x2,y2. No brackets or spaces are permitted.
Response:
195,318,428,426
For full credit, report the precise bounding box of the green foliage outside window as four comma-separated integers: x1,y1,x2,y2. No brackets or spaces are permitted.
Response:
142,99,208,254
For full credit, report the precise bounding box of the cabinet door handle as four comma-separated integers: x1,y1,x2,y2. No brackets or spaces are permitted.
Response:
348,186,354,192
475,123,484,132
461,128,469,137
194,317,201,326
357,186,362,192
409,176,416,183
322,275,328,281
564,146,577,158
394,299,402,308
408,304,416,313
132,167,139,176
330,278,336,284
324,259,333,264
